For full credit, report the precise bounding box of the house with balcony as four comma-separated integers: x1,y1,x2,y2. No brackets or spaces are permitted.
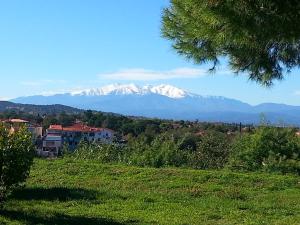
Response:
42,135,62,157
62,123,115,150
42,122,115,154
41,125,63,157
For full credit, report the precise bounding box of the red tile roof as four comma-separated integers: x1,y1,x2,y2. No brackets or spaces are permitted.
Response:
47,122,114,133
62,123,102,132
49,125,63,130
9,119,29,123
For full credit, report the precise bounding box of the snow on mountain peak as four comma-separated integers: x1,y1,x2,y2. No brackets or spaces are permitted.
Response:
149,84,190,98
70,84,191,99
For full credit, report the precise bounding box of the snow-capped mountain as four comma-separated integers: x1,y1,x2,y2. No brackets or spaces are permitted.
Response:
12,84,300,125
70,84,191,99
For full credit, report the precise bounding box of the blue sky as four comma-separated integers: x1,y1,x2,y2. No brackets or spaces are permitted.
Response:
0,0,299,105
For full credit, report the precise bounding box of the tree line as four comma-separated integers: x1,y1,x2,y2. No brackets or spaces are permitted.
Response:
72,126,300,175
0,109,246,137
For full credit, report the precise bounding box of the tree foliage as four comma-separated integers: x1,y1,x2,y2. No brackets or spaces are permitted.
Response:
162,0,300,86
70,131,231,170
229,126,300,174
0,125,35,203
193,131,230,169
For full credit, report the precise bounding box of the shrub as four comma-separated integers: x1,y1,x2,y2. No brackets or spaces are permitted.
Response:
178,133,198,152
191,131,230,169
263,152,300,175
125,134,190,168
229,126,300,174
71,131,232,170
148,135,190,167
0,124,35,204
72,142,124,163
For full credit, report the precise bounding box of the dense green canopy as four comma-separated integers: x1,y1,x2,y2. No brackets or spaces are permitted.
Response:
162,0,300,86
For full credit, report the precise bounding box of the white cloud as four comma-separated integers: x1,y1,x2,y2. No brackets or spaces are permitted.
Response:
98,68,207,81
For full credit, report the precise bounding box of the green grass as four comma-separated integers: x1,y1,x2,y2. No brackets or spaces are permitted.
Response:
1,159,300,225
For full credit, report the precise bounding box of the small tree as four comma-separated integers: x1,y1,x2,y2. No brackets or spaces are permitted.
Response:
0,124,35,204
193,131,230,169
229,126,300,174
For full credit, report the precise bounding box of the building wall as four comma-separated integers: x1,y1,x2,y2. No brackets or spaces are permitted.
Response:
47,129,62,136
62,129,114,150
42,138,62,155
94,130,114,142
28,126,43,139
43,140,62,149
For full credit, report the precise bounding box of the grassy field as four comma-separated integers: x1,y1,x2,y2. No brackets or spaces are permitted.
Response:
0,159,299,225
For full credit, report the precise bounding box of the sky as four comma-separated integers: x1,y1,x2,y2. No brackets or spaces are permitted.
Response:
0,0,299,105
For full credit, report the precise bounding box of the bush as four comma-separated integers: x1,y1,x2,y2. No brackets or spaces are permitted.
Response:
70,132,231,170
72,142,124,163
229,126,300,174
125,134,190,168
0,124,35,204
148,135,190,167
263,152,300,175
191,131,230,169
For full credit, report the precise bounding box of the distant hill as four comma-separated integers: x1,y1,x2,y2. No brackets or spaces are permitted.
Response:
11,84,300,126
0,101,83,115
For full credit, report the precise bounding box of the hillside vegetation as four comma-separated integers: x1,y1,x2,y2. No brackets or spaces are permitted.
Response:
0,101,83,115
0,159,299,225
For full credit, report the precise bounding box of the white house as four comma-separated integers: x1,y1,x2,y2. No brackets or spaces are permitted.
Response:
41,122,115,153
62,123,115,150
42,135,62,157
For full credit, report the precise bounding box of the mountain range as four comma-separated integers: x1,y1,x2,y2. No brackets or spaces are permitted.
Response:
12,84,300,126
